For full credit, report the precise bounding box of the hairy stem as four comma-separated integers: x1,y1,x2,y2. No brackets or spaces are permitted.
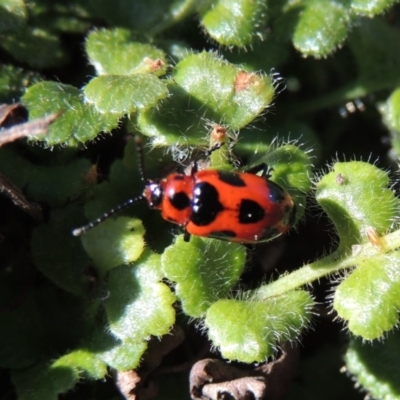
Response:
252,228,400,299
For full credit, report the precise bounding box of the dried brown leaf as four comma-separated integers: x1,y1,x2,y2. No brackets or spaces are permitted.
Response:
0,173,42,219
0,111,60,147
190,344,299,400
0,104,28,128
115,326,186,400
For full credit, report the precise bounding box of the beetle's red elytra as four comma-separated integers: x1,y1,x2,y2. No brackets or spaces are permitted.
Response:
73,139,296,243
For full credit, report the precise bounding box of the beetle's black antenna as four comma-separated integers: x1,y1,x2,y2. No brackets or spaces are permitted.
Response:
134,135,148,183
73,136,150,237
72,195,146,236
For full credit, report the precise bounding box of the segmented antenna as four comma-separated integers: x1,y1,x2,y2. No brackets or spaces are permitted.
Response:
72,196,146,236
72,136,149,237
134,135,148,183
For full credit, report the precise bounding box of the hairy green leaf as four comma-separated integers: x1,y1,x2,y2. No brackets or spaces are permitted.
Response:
334,253,400,339
103,251,176,368
54,350,107,380
345,334,400,399
0,0,27,32
139,52,275,146
86,28,167,76
89,0,196,34
12,360,79,400
162,236,246,318
205,290,313,362
316,161,399,251
174,52,275,130
293,0,349,58
80,217,145,275
0,65,41,102
349,18,400,84
200,0,267,47
84,74,168,114
32,206,94,296
350,0,398,17
22,81,119,146
1,27,67,68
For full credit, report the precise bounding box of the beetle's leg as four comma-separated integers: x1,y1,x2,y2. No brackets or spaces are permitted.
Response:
183,229,191,242
245,163,272,178
204,142,225,158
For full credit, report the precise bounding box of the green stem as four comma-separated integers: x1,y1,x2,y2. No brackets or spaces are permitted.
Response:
253,228,400,299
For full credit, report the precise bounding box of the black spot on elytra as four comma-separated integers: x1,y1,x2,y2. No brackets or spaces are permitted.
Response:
173,175,185,181
169,191,190,210
217,171,246,187
191,182,223,226
208,230,237,239
267,181,286,203
239,199,265,224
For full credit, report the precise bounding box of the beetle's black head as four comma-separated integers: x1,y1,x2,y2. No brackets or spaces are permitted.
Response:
144,179,164,209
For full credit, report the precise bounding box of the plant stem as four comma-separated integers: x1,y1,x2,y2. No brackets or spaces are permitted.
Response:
252,228,400,299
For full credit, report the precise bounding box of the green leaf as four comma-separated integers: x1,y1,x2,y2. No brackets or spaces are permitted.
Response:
200,0,267,47
222,35,290,71
382,87,400,132
80,217,145,275
78,160,144,222
345,334,400,399
86,28,167,76
1,26,67,68
31,206,93,296
348,17,400,84
88,0,197,35
382,87,400,156
293,0,349,58
0,147,34,188
162,236,246,318
139,52,275,146
263,144,312,223
0,64,41,103
86,321,149,371
22,81,119,146
98,336,148,371
54,350,107,380
0,0,27,32
334,253,400,339
29,159,92,206
103,251,176,368
174,52,275,130
137,80,210,146
12,360,79,400
315,161,399,251
0,148,91,206
205,290,313,362
233,119,320,161
104,251,175,339
84,74,168,114
30,2,92,34
350,0,398,17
